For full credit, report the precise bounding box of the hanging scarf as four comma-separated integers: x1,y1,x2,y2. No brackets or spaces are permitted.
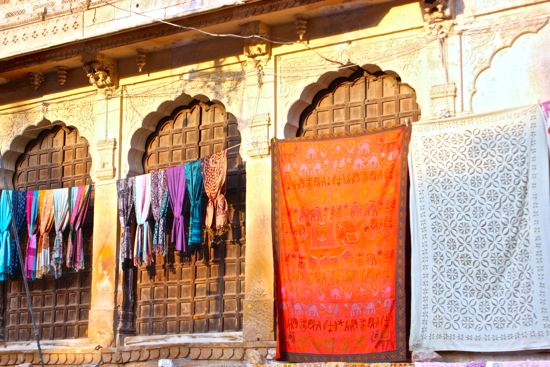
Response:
9,191,25,279
52,188,70,279
0,191,12,280
117,177,135,270
37,190,55,279
184,161,202,250
66,185,91,271
150,171,170,255
200,150,230,235
134,174,152,266
25,191,39,281
166,165,187,252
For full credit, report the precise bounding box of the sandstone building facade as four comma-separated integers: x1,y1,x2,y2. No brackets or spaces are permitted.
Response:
0,0,549,365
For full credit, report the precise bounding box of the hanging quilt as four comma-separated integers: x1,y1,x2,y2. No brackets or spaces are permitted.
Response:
272,126,410,362
409,106,550,351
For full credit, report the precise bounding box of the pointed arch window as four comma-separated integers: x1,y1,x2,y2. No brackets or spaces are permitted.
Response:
298,70,421,136
136,100,245,335
3,126,93,342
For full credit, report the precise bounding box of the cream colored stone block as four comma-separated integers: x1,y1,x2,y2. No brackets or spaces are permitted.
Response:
243,157,275,341
93,5,115,25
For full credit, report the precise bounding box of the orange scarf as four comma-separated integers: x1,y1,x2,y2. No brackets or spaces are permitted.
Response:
37,190,55,278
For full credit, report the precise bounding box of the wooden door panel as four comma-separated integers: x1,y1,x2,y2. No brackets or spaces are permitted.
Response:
3,126,93,342
139,101,245,336
299,71,421,137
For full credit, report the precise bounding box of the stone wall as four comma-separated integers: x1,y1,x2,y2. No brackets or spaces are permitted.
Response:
0,0,550,364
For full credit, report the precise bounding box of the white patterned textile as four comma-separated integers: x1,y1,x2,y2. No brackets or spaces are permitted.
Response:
409,106,550,351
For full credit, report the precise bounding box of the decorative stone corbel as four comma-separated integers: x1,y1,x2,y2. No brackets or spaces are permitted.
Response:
430,83,456,118
295,15,308,41
95,138,117,181
136,49,147,73
247,113,271,159
81,53,118,94
57,66,68,85
240,21,271,71
422,0,452,24
29,71,45,92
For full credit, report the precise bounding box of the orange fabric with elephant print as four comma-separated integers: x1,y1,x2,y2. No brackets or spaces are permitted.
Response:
272,125,410,362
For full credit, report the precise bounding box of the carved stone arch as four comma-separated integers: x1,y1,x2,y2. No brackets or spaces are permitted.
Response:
127,93,240,177
1,118,94,189
469,17,550,111
286,65,421,138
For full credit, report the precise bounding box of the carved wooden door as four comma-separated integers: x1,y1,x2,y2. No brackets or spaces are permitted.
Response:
138,101,245,335
298,71,421,136
298,70,419,345
3,126,93,342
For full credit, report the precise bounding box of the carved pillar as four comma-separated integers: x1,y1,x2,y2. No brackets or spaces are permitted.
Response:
96,139,117,181
88,182,118,348
430,83,457,118
88,93,122,348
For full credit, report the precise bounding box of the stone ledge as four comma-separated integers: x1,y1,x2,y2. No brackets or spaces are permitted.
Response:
0,341,277,366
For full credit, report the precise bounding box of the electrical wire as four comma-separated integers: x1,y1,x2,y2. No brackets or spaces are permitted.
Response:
97,0,347,67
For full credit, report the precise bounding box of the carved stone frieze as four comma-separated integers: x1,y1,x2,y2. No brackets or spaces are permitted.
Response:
0,342,276,366
247,113,271,159
95,138,117,181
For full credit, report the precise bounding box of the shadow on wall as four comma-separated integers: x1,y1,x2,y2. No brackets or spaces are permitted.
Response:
472,23,550,113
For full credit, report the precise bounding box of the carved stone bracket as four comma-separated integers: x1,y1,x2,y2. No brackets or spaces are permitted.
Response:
29,71,44,92
240,21,271,71
136,49,147,73
82,53,118,94
57,66,68,86
95,138,117,181
295,15,308,41
430,83,456,118
422,0,453,24
247,113,271,159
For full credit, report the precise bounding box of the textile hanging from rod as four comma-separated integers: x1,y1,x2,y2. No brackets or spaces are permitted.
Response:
0,191,12,280
117,177,135,270
272,126,410,362
409,106,550,351
66,185,91,271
